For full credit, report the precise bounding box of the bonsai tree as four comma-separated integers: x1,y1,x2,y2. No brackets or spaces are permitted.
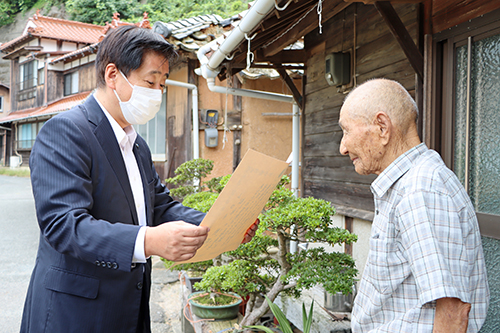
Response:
165,158,358,327
194,176,358,326
162,158,224,274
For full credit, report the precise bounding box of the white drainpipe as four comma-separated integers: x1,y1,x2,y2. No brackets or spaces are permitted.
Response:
198,0,277,79
197,0,301,207
206,77,293,103
164,79,199,159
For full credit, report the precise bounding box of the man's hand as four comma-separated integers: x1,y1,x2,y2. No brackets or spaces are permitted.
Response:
144,222,209,262
242,219,260,244
433,297,471,333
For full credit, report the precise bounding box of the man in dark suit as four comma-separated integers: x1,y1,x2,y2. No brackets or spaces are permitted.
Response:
21,25,256,333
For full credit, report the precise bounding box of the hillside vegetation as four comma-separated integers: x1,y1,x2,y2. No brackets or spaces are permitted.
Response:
0,0,249,27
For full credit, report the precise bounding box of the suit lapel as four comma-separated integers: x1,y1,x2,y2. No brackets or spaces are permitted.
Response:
83,96,139,225
133,142,153,226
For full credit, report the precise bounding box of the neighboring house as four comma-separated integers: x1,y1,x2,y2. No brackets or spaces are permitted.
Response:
0,82,10,165
0,11,150,167
194,0,500,331
0,11,106,166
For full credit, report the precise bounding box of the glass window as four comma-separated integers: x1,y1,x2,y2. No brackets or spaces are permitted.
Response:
64,71,79,96
19,60,37,91
38,67,44,85
134,93,166,160
454,32,500,216
18,121,46,149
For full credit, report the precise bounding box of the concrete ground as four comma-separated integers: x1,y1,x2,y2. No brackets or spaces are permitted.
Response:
0,174,183,332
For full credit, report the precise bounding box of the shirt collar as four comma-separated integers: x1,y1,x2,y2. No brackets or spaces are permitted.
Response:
371,142,428,198
94,95,137,150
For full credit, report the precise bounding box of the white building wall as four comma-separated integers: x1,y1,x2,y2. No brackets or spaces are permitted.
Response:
41,39,57,52
278,213,373,332
61,42,77,51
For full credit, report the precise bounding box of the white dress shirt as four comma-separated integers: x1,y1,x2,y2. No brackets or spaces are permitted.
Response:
95,96,147,263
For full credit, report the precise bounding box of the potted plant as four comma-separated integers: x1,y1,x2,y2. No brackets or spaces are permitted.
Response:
188,291,243,320
162,159,228,290
166,159,358,327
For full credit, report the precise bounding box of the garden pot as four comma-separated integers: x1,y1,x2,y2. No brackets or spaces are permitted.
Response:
188,291,242,320
185,276,203,293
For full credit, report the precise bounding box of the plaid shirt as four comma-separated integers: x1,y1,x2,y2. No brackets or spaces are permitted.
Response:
351,143,489,332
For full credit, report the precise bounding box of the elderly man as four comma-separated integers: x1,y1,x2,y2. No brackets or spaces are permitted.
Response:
339,79,489,332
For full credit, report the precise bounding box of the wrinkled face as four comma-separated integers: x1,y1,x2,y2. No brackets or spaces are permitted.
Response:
338,109,384,175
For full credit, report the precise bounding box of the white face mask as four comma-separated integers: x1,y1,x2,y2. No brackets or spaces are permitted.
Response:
114,70,162,125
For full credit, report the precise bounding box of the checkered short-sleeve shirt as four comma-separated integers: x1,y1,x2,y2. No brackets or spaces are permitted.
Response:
351,143,489,332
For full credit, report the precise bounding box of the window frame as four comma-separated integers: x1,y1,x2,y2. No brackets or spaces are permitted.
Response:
432,9,500,239
63,70,79,96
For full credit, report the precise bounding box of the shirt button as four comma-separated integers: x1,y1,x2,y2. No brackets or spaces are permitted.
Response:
137,282,143,290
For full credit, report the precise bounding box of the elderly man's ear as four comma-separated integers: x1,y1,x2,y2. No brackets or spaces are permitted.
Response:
374,112,392,145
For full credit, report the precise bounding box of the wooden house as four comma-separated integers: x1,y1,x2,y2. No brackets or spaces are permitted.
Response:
194,0,500,331
0,82,10,165
0,12,108,166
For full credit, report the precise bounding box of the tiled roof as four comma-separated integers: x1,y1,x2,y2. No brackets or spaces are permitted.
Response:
0,91,91,124
50,43,98,64
153,14,239,52
0,11,106,52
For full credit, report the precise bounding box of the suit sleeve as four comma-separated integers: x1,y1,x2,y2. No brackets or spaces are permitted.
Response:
30,115,140,272
135,138,205,226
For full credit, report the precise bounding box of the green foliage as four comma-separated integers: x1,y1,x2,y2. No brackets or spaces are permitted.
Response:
165,158,214,199
0,0,39,25
195,260,270,297
194,174,357,325
137,0,248,25
182,191,218,213
1,0,249,28
244,296,314,333
66,0,141,26
162,258,213,276
164,159,357,327
191,293,239,306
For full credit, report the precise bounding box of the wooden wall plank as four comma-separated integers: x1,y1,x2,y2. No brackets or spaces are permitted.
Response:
303,156,377,184
302,2,418,215
431,0,500,34
304,179,375,211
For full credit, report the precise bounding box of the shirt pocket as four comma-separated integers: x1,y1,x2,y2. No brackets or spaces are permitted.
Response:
366,236,408,296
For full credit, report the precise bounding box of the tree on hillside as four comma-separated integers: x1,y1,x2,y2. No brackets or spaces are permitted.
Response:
66,0,248,26
0,0,39,26
66,0,140,25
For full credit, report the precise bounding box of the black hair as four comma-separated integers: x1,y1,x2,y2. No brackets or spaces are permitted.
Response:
95,25,177,87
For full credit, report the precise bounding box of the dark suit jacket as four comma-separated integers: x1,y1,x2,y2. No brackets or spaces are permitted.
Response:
21,95,205,333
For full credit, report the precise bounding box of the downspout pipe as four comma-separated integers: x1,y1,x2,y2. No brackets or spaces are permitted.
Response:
197,0,277,78
164,79,199,160
206,77,293,103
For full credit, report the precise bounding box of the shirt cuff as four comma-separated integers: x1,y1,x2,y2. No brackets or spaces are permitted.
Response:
132,226,148,263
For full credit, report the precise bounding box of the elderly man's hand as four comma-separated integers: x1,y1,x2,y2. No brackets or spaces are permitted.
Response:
242,219,260,244
144,222,210,262
433,297,471,333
